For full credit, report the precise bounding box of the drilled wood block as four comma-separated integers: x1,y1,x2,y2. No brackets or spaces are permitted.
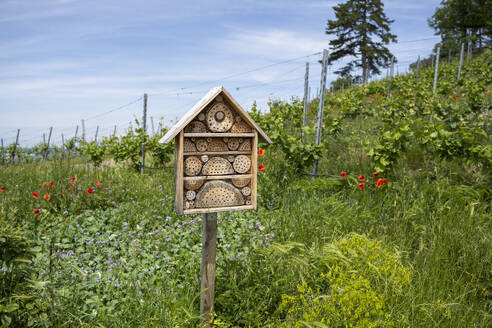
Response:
241,186,251,196
207,103,234,132
185,121,207,133
195,181,244,208
184,178,205,191
201,155,209,162
184,156,202,176
207,139,228,152
231,121,251,133
227,138,240,151
231,176,250,188
185,200,195,209
184,139,197,152
202,157,234,175
238,139,251,151
233,155,251,174
198,113,205,121
195,139,208,152
186,190,196,200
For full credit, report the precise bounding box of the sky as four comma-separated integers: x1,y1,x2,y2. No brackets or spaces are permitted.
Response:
0,0,442,146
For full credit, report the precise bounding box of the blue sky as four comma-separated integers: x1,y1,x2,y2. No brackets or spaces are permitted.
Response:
0,0,441,146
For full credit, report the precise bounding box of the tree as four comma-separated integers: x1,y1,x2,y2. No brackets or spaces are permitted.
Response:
325,0,397,85
428,0,492,51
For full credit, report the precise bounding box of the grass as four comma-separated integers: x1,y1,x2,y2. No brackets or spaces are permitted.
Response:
1,54,491,327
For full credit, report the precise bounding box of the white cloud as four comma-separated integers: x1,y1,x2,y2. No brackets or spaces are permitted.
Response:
217,27,327,61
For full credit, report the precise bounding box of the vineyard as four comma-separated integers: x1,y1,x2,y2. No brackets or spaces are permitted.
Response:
1,50,491,327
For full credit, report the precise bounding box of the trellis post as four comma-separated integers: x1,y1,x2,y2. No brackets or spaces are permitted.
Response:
312,49,329,177
11,129,20,165
433,47,440,98
302,62,309,142
457,43,464,81
44,127,53,161
141,93,148,175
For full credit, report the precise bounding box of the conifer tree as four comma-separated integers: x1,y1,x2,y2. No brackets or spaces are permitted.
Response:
325,0,397,85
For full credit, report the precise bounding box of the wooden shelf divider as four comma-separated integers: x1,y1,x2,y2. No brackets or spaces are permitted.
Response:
184,133,255,138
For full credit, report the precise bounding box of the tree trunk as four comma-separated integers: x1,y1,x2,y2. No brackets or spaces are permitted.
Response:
362,3,368,86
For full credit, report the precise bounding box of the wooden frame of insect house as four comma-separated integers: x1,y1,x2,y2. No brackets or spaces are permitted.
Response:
159,86,272,215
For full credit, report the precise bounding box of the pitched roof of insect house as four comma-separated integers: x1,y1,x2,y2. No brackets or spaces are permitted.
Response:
159,86,272,144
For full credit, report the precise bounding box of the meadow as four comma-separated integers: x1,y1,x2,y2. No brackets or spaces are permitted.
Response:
1,51,490,327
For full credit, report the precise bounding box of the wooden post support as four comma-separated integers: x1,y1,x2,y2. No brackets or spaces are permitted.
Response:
457,43,464,81
81,120,86,142
200,212,217,327
312,49,329,177
61,133,65,158
387,56,395,97
151,116,155,136
113,125,117,137
44,127,53,161
1,138,4,166
94,125,99,143
74,125,79,140
141,93,148,175
415,55,421,84
302,62,309,143
43,133,46,144
466,40,471,63
433,47,440,98
11,129,20,166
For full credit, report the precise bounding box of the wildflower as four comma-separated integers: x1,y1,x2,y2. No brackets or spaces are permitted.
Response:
257,149,265,157
69,183,75,188
358,182,365,190
375,179,383,188
32,192,39,198
340,171,347,178
453,95,458,102
96,181,100,187
373,172,379,178
0,186,5,191
43,194,51,200
86,188,94,194
358,174,365,181
49,182,54,189
33,209,40,214
71,177,76,181
42,182,48,189
41,228,45,232
258,163,265,172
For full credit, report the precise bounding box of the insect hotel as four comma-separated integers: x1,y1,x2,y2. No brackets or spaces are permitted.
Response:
159,86,272,215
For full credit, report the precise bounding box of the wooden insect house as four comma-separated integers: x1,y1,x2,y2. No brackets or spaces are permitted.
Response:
160,86,272,215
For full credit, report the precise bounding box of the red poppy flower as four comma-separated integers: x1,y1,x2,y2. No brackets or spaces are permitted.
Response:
32,192,38,199
358,174,365,181
33,209,40,215
453,95,458,102
381,179,388,184
258,163,265,172
69,183,75,188
49,182,54,189
375,179,383,188
43,194,51,200
0,186,5,191
71,177,76,181
373,172,379,178
358,182,365,190
95,181,100,187
42,182,48,189
257,149,265,157
40,228,45,232
340,171,347,178
86,188,94,194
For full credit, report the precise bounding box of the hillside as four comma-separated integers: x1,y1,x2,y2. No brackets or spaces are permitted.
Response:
0,51,491,327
